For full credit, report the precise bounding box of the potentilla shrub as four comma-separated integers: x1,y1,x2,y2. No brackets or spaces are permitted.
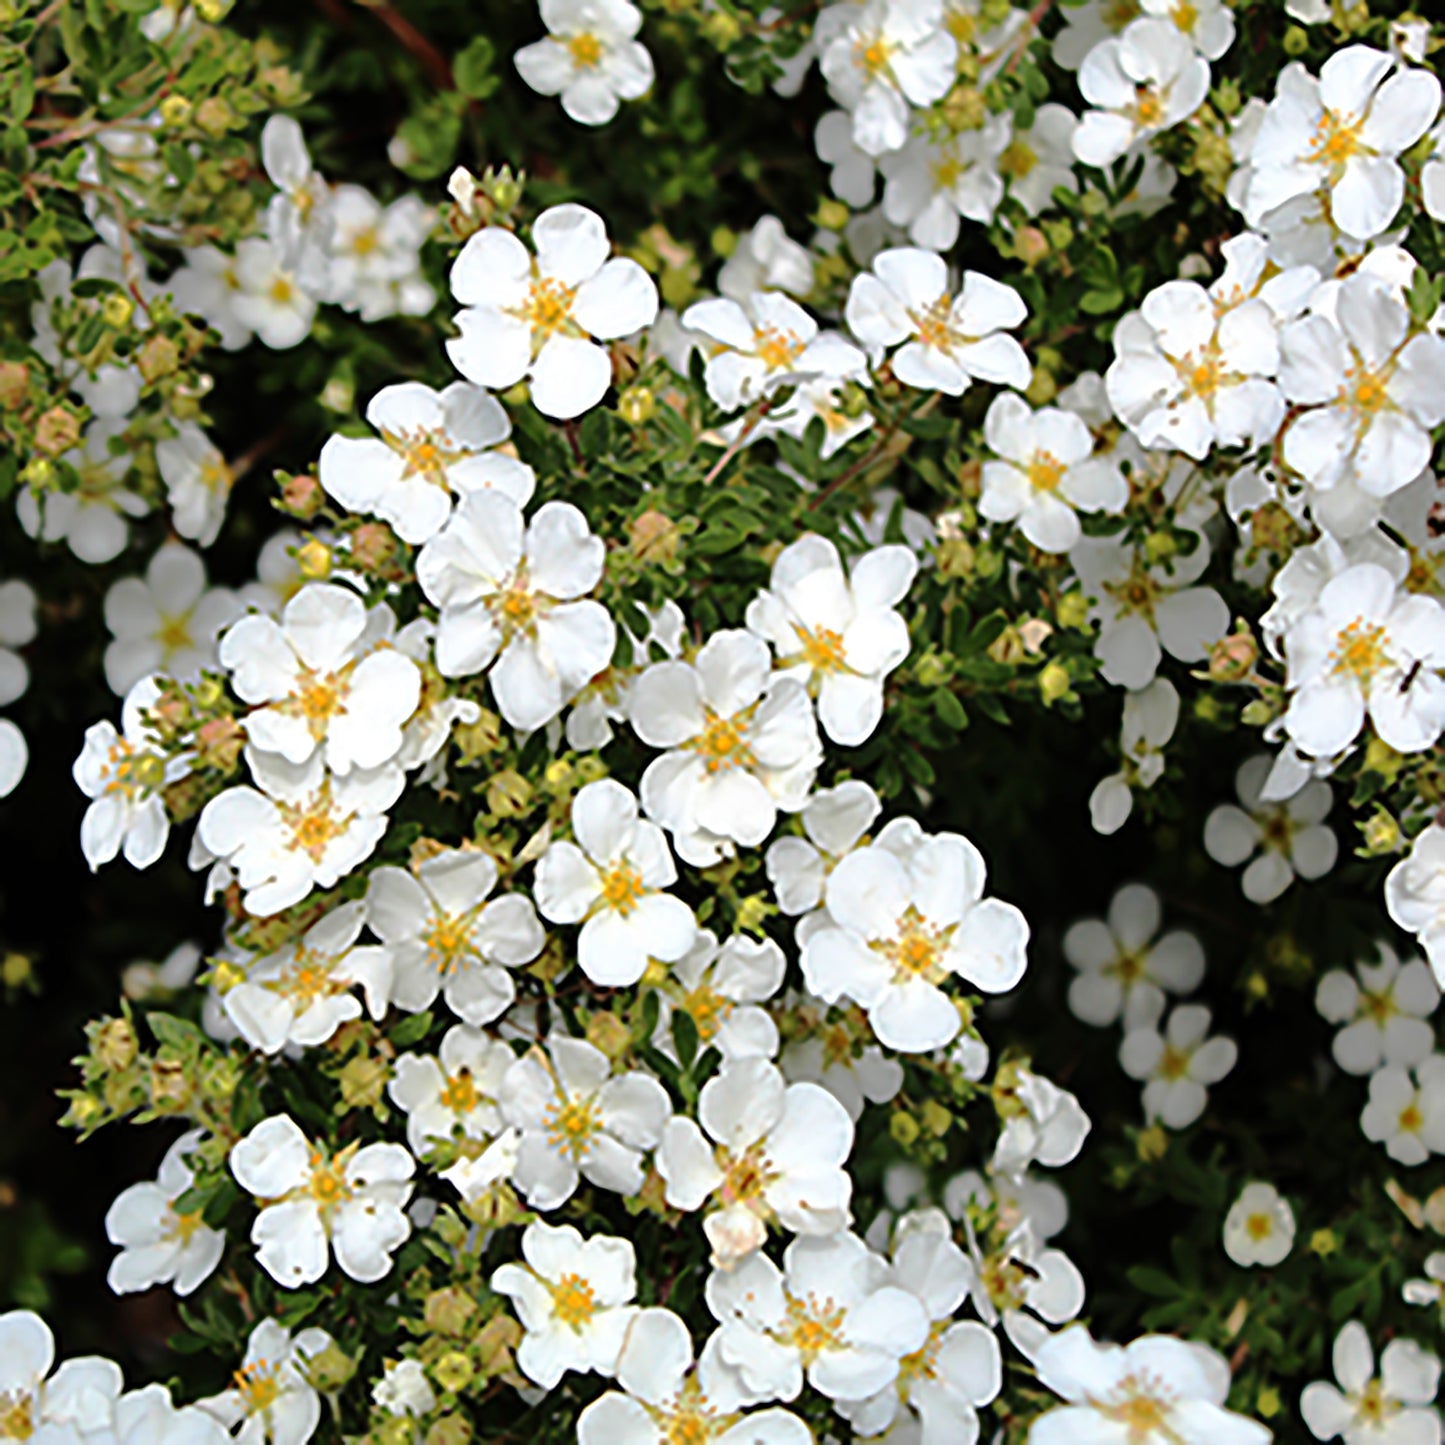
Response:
3,0,1445,1441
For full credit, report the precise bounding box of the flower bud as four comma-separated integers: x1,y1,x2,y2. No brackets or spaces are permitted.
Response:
338,1054,390,1111
425,1417,472,1445
159,94,192,128
585,1011,632,1063
1363,734,1403,779
1013,225,1049,268
629,508,682,565
432,1352,473,1394
1360,808,1402,855
101,292,134,329
0,361,29,410
1309,1228,1338,1256
304,1341,356,1393
194,97,235,137
278,472,324,520
815,199,851,231
296,539,332,580
485,769,531,818
1038,661,1071,705
94,1018,138,1072
617,385,655,425
1136,1124,1168,1161
1207,627,1257,683
2,952,33,989
35,406,81,456
148,1058,191,1113
425,1287,477,1337
889,1110,920,1146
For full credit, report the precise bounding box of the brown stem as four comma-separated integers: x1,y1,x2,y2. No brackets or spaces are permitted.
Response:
361,1,454,91
701,401,771,485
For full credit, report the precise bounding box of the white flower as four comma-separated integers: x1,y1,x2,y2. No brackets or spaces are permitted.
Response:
1388,827,1445,985
1404,1253,1445,1313
761,374,875,459
514,0,653,126
222,902,392,1055
372,1359,436,1420
1222,1181,1295,1268
658,1056,854,1264
1031,1324,1270,1444
1070,528,1229,689
655,930,786,1064
157,423,232,547
962,1220,1085,1359
102,544,240,697
169,245,253,352
707,1230,929,1404
718,216,815,303
1316,944,1439,1076
389,1024,513,1158
816,109,879,206
766,779,882,917
1245,47,1441,240
198,749,403,916
20,418,147,565
1089,678,1180,835
815,0,958,157
579,1308,812,1445
447,203,658,419
1204,753,1337,904
0,578,35,709
1361,1058,1445,1165
839,1210,1002,1444
0,1310,123,1441
221,583,421,775
998,103,1079,214
1282,563,1445,758
878,115,1010,250
682,292,864,413
944,1166,1069,1242
318,382,535,545
564,599,685,752
1120,1003,1237,1128
199,1320,334,1445
631,630,822,866
846,246,1030,396
491,1219,638,1389
417,492,616,732
228,1114,414,1287
115,1385,232,1445
979,393,1126,552
746,534,917,745
231,237,320,350
74,676,191,872
105,1129,224,1297
1302,1322,1443,1444
802,831,1029,1052
0,720,27,799
1073,19,1210,168
990,1065,1091,1177
366,847,545,1025
261,115,331,266
502,1035,671,1210
534,778,696,987
780,1016,904,1123
322,186,436,322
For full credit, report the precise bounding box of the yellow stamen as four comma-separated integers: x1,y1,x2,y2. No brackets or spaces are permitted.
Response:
1329,618,1392,683
566,31,603,68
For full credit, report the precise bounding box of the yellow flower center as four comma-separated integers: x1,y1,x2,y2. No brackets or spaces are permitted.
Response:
933,156,966,191
492,576,542,639
795,622,848,672
439,1067,480,1114
682,982,732,1042
269,276,295,305
1172,0,1198,32
662,1407,717,1445
566,30,603,68
384,427,466,486
1400,1103,1424,1133
999,140,1038,179
1309,109,1365,168
1026,451,1067,493
1186,353,1223,398
1109,949,1145,984
285,804,344,861
599,862,648,915
549,1272,597,1329
979,1252,1030,1311
821,1020,855,1068
351,226,379,257
1158,1043,1191,1081
692,708,754,775
1344,365,1390,416
753,325,805,371
910,293,958,351
1104,1390,1171,1439
157,614,193,651
0,1391,35,1440
780,1294,847,1363
273,949,342,1007
232,1361,282,1414
945,9,976,44
173,1208,207,1243
876,905,954,985
898,1320,947,1388
1245,1211,1274,1242
200,457,234,494
104,739,168,797
1358,1379,1398,1424
308,1153,352,1209
1330,618,1392,683
855,36,893,77
422,909,480,975
718,1142,777,1208
545,1096,601,1156
520,276,577,346
1361,988,1396,1025
1133,88,1164,128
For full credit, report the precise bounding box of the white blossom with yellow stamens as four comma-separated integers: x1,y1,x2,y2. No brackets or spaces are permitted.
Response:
417,490,616,732
491,1220,638,1390
654,929,787,1065
1301,1321,1442,1445
801,830,1029,1053
501,1035,671,1211
878,114,1011,251
513,0,654,128
364,846,545,1026
630,629,822,868
1223,1181,1296,1268
228,1114,414,1287
1119,1002,1238,1129
447,203,658,419
534,777,697,988
318,381,535,545
198,1318,334,1445
0,1309,123,1443
230,236,320,352
388,1023,514,1158
1316,943,1439,1076
197,747,404,916
746,534,916,746
156,422,233,548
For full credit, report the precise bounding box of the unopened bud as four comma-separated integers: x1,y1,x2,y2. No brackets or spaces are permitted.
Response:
816,199,850,230
278,471,324,520
159,94,192,128
1038,661,1071,705
94,1018,138,1072
349,521,402,576
585,1011,633,1063
2,953,33,989
338,1054,390,1111
425,1286,477,1337
296,539,332,580
1208,627,1258,683
432,1351,473,1394
1136,1124,1168,1162
425,1418,473,1445
0,361,29,410
137,333,181,383
629,509,682,565
1363,734,1403,779
1361,808,1402,855
1013,225,1049,268
617,385,656,425
303,1341,356,1393
194,97,235,137
35,406,81,457
100,292,133,329
486,769,531,818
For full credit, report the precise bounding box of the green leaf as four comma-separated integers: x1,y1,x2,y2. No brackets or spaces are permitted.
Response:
390,1010,435,1048
672,1008,699,1072
933,688,967,731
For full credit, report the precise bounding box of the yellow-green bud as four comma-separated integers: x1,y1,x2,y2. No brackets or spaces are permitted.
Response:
338,1054,390,1111
890,1110,920,1146
585,1011,633,1063
1143,530,1177,563
1257,1386,1282,1419
2,953,34,989
700,10,742,47
425,1416,473,1445
1038,661,1071,706
303,1341,355,1393
454,710,502,762
815,199,850,230
920,1099,952,1137
1056,591,1090,630
617,385,656,425
1361,808,1402,855
734,893,772,934
432,1351,474,1394
101,293,133,329
425,1286,477,1337
1136,1124,1168,1161
1309,1228,1339,1256
159,94,192,128
914,651,949,687
1363,734,1403,779
296,539,332,580
1282,25,1308,54
94,1018,138,1072
1024,366,1057,406
485,769,531,818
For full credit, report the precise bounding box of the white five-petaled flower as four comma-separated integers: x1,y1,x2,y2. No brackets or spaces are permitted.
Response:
1245,45,1441,240
654,929,787,1065
579,1307,813,1445
847,246,1030,396
491,1220,638,1389
220,582,421,775
260,115,331,266
1302,1322,1443,1445
198,1319,334,1445
815,0,958,158
228,1114,414,1287
1316,943,1440,1076
1030,1324,1270,1444
1088,678,1181,835
534,778,697,988
365,846,545,1025
878,115,1010,250
502,1035,671,1210
104,1128,225,1297
766,778,882,918
1282,563,1445,758
156,422,233,548
682,292,865,414
318,381,535,544
1073,18,1211,168
447,203,658,419
417,491,616,732
979,392,1126,553
1360,1057,1445,1166
1204,752,1338,904
388,1023,514,1158
706,1230,929,1404
221,901,393,1056
1223,1181,1296,1268
1119,1003,1238,1129
657,1056,854,1265
75,675,191,873
0,1309,123,1443
198,748,403,917
514,0,654,127
745,533,917,745
630,629,822,867
802,829,1030,1053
